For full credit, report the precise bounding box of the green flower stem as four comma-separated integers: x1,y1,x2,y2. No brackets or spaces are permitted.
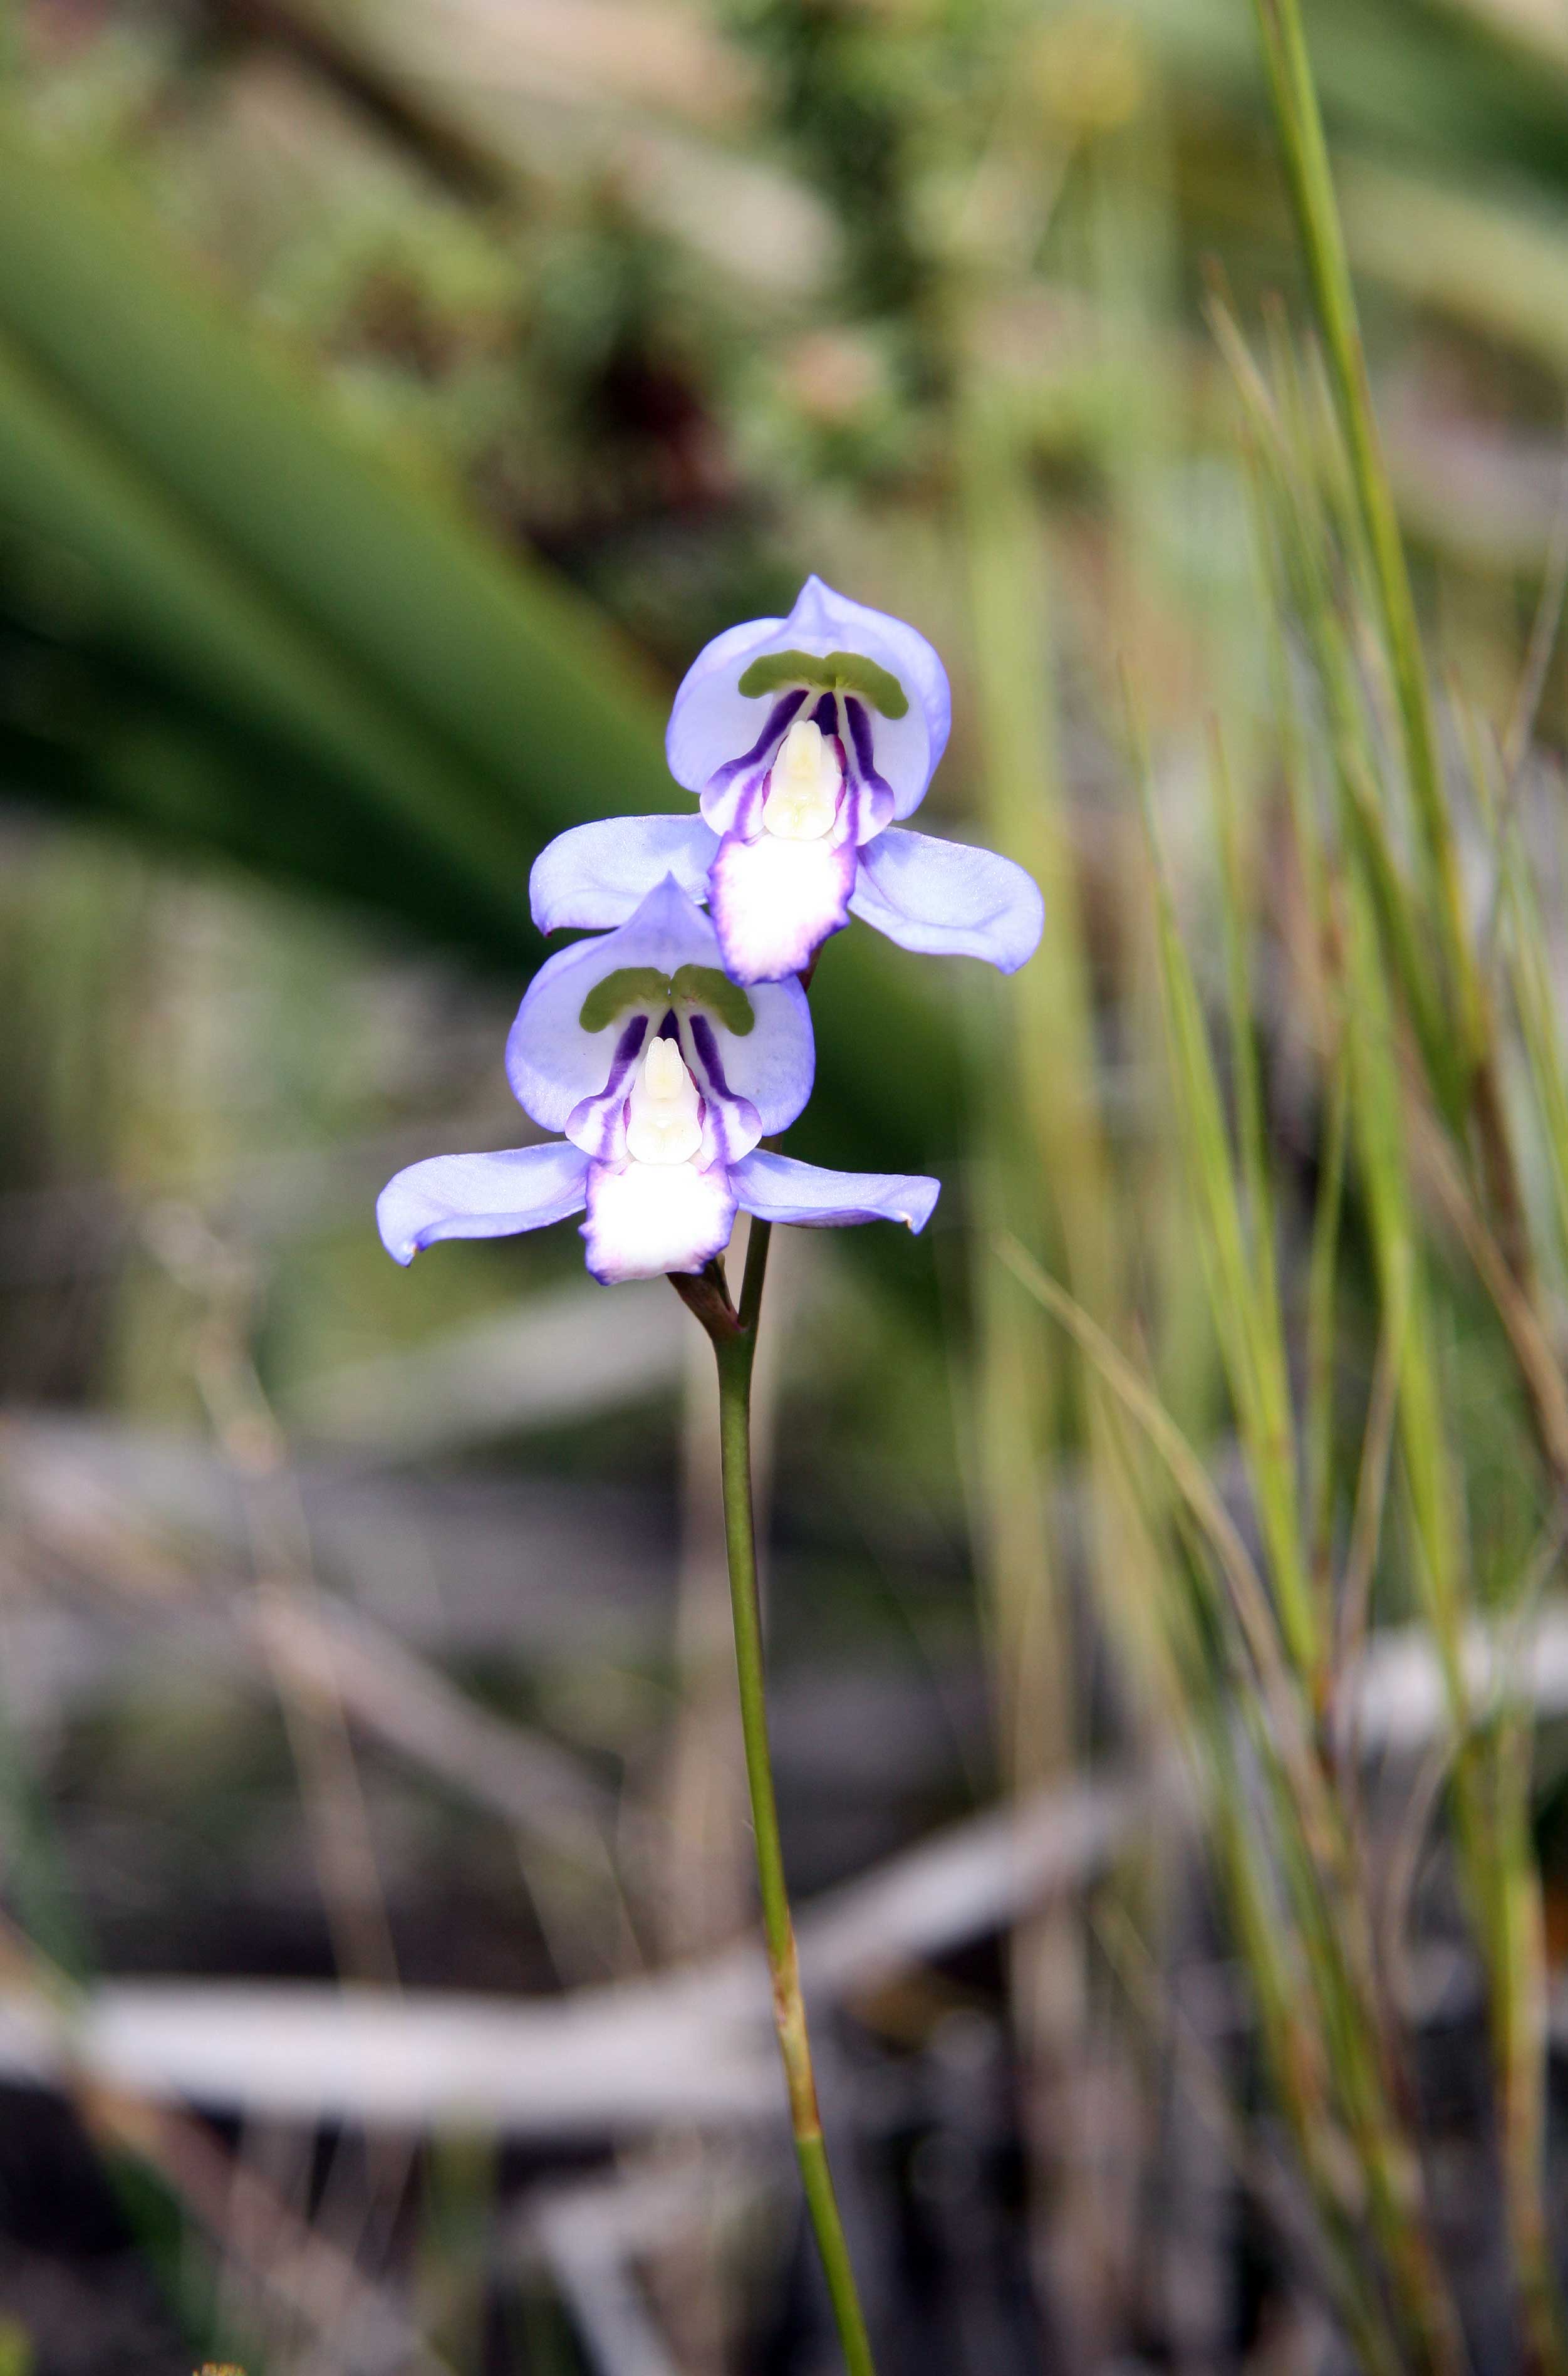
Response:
680,1222,878,2376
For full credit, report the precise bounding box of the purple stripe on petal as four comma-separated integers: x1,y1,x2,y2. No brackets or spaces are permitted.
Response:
843,696,876,779
700,693,806,835
564,1011,650,1159
700,1102,759,1168
736,766,772,840
708,973,814,1135
707,690,807,793
685,1011,762,1163
702,757,775,840
842,697,896,843
685,1010,733,1098
697,1090,762,1169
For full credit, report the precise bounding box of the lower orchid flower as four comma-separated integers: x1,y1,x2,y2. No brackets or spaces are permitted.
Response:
376,877,939,1283
530,575,1044,986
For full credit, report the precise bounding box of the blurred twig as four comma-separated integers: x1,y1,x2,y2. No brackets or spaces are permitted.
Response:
0,1907,451,2375
8,1595,1568,2134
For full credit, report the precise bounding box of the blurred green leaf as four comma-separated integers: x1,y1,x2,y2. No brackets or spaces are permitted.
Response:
0,117,957,1177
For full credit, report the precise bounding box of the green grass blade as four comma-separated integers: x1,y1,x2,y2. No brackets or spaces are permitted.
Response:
1133,727,1318,1679
0,320,537,918
1250,0,1483,1071
0,117,672,838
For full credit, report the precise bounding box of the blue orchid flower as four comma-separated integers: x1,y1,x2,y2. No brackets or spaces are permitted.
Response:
530,576,1045,986
378,878,940,1284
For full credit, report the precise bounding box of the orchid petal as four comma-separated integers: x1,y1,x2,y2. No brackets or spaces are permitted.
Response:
668,576,950,826
666,613,793,795
581,1157,736,1283
377,1142,590,1265
561,1011,653,1162
732,1150,940,1234
507,875,724,1132
695,690,809,840
787,576,951,779
849,827,1044,974
530,813,719,935
709,829,857,985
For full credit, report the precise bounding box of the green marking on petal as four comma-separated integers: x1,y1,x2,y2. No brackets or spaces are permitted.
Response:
579,964,755,1035
672,965,755,1034
737,647,908,720
578,966,671,1032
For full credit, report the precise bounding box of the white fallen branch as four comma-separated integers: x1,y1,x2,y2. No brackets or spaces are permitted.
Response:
288,1279,686,1456
517,2149,775,2376
0,1974,779,2135
0,1407,675,1655
0,1767,1142,2137
1351,1599,1568,1751
0,1608,1563,2137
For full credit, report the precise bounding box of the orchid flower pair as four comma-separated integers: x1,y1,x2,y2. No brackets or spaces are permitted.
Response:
378,580,1042,1284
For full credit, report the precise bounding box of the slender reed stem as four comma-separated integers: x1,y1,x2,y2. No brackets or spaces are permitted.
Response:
1251,0,1540,1302
678,1222,878,2376
1248,0,1462,998
1249,13,1564,2363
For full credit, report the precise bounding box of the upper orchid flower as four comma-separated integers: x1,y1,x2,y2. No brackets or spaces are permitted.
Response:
377,877,940,1284
530,576,1044,986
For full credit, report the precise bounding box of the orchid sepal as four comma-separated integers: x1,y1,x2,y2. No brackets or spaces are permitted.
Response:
530,813,719,935
732,1151,939,1232
376,1142,591,1266
848,827,1045,974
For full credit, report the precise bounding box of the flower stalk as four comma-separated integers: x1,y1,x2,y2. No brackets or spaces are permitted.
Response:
680,1221,879,2376
378,573,1023,2369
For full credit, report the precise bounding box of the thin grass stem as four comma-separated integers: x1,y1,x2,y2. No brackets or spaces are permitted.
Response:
1248,0,1469,1026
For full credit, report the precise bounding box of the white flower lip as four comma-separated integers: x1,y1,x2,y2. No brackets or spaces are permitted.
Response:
581,1151,736,1283
709,830,856,985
